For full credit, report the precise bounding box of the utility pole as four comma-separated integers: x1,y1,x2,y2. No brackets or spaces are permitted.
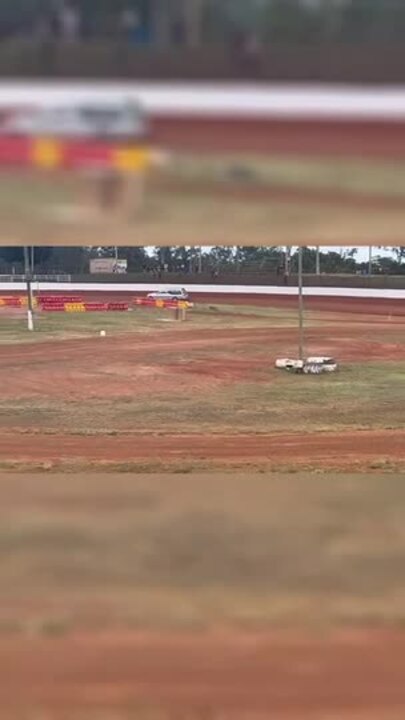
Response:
316,246,321,275
298,246,304,361
24,246,34,332
368,246,373,275
285,246,290,276
183,0,204,47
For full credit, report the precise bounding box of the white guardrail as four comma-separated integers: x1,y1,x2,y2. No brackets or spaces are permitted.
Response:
0,282,405,300
1,82,405,120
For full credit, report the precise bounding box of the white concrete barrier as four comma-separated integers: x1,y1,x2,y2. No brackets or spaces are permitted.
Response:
1,82,405,120
1,282,404,300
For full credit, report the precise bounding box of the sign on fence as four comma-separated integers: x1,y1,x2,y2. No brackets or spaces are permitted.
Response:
90,258,127,274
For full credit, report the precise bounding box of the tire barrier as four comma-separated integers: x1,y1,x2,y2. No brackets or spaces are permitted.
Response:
0,296,38,308
134,297,193,311
0,137,152,173
107,302,130,312
134,296,193,321
0,295,129,313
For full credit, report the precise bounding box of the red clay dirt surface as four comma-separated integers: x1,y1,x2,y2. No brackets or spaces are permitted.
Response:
199,293,405,317
152,116,405,157
0,305,405,467
2,115,405,719
14,290,405,317
0,320,404,403
2,630,405,719
0,429,404,469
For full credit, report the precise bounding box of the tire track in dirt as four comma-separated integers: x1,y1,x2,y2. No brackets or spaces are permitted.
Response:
1,429,404,469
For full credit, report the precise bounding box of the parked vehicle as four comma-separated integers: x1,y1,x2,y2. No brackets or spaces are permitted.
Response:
147,288,189,301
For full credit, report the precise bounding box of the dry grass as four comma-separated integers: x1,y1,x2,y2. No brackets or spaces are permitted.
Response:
1,161,405,247
2,469,405,631
1,362,404,435
25,361,402,435
1,305,404,436
0,303,303,345
168,152,405,198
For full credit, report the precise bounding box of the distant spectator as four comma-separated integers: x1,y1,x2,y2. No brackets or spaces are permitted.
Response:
33,14,53,41
172,18,186,45
232,30,263,78
243,32,263,76
57,1,80,42
119,6,140,43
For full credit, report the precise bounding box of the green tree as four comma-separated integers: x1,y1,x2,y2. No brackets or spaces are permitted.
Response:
0,246,52,269
290,247,358,274
48,247,89,273
209,246,236,268
391,247,405,266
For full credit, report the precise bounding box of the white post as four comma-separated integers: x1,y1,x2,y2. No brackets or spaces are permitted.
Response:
298,247,304,361
285,246,290,277
24,246,34,332
27,309,34,332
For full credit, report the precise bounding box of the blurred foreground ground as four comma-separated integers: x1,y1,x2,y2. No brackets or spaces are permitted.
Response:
1,298,405,717
2,470,405,719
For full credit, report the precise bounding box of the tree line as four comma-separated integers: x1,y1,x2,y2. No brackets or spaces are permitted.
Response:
1,246,404,276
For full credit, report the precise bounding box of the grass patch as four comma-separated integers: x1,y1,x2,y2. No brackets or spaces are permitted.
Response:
3,469,405,629
0,303,302,344
0,160,405,246
1,361,400,435
167,152,405,198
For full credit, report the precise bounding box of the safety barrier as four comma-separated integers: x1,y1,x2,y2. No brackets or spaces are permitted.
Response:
0,137,153,173
38,296,83,303
106,302,129,311
0,294,129,313
134,297,193,311
134,296,193,322
0,296,38,308
42,301,129,312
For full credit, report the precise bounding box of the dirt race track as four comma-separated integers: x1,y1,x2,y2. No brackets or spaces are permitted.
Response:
1,294,405,468
2,630,405,719
1,319,405,714
1,429,404,469
62,291,405,318
153,116,405,157
2,99,405,714
200,293,405,317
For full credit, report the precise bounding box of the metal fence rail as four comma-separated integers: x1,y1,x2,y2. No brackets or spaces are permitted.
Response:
0,274,72,283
